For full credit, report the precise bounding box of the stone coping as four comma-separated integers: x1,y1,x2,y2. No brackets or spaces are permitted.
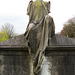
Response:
0,46,75,51
1,34,75,46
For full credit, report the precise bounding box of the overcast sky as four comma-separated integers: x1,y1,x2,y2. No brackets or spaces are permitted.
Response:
0,0,75,34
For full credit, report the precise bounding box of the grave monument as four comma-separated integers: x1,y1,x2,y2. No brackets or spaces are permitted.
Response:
0,0,75,75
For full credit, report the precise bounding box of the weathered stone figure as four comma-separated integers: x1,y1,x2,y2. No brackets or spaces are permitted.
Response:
24,0,55,75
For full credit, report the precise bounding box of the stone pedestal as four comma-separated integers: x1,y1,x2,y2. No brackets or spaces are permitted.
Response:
0,46,75,75
0,34,75,75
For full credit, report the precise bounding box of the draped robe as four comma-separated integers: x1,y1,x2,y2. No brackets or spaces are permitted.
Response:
24,1,55,75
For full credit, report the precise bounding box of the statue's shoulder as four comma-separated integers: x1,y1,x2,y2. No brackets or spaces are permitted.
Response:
31,1,50,5
43,1,50,4
33,1,47,3
32,1,49,7
30,1,33,3
29,1,33,4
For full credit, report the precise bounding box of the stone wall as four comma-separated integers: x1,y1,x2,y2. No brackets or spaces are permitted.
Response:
45,49,75,75
0,34,75,75
0,48,30,75
0,47,75,75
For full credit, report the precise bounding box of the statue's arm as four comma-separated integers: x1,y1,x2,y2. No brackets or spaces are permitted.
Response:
27,1,33,15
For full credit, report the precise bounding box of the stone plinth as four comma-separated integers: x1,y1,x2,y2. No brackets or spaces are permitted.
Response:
0,34,75,75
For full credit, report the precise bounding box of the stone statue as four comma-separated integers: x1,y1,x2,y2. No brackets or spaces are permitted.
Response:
24,0,55,75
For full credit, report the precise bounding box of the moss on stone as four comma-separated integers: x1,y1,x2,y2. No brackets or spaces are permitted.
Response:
33,1,48,20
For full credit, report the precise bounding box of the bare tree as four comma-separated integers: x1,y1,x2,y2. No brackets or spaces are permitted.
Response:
1,23,17,38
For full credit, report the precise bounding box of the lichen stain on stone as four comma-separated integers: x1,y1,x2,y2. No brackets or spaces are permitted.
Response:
0,55,4,64
0,55,4,60
0,65,5,74
0,55,4,75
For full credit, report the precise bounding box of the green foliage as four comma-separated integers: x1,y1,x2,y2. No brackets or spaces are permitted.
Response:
1,23,17,38
0,23,17,42
0,30,9,42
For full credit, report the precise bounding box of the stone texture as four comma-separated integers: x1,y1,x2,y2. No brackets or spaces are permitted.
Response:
1,34,75,47
46,51,75,75
0,34,26,46
0,51,30,75
0,34,75,75
51,34,75,46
